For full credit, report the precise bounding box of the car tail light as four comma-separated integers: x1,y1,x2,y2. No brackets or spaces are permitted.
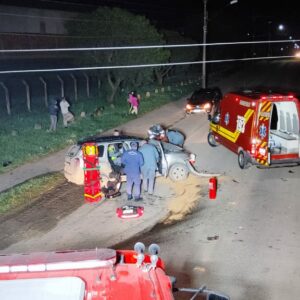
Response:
186,104,192,110
189,153,196,164
251,143,256,155
251,139,260,155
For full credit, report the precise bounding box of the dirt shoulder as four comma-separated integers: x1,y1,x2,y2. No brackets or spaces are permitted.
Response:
0,175,203,254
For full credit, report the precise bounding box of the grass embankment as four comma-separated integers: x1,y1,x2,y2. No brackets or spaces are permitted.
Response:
0,81,198,174
0,172,65,215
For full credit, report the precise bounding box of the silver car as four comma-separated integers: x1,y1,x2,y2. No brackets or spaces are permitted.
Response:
64,135,198,186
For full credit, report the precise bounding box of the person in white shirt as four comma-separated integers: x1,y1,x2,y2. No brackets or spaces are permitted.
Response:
59,97,74,128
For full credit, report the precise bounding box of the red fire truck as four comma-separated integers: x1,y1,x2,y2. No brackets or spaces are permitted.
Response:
208,90,300,168
0,243,229,300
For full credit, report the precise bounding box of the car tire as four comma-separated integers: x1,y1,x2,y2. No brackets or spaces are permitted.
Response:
238,150,247,169
169,163,189,181
207,132,218,147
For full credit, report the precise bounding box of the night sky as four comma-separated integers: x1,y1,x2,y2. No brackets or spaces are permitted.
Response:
0,0,298,42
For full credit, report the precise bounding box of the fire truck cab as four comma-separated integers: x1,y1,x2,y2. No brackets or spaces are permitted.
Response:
0,247,173,300
208,90,300,168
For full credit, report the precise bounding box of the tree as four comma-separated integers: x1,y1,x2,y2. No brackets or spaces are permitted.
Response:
66,7,170,103
154,30,200,85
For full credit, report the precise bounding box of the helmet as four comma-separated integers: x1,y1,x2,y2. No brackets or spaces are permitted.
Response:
130,141,138,149
108,145,115,152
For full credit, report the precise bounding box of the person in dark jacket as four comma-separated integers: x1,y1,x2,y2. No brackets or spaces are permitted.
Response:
121,141,144,201
48,98,59,132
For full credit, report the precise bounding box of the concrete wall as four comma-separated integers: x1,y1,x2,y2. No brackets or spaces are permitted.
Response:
0,5,77,34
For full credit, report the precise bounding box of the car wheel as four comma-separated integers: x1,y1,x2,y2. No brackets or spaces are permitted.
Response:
207,132,218,147
238,150,247,169
169,163,189,181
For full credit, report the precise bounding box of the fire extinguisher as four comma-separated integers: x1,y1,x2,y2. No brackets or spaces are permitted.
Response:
209,177,217,200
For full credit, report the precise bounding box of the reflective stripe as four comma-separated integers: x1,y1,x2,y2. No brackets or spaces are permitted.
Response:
84,192,103,199
210,109,254,142
0,259,114,273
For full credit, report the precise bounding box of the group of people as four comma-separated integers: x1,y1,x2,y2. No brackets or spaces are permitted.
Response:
48,96,75,132
121,140,159,201
104,139,159,201
104,124,185,201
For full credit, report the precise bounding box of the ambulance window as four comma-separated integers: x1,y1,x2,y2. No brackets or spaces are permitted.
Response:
97,145,104,157
270,104,278,130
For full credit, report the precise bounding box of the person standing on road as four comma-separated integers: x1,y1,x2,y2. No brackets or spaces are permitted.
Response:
60,96,74,128
121,141,144,201
48,98,59,132
127,91,139,115
139,140,159,195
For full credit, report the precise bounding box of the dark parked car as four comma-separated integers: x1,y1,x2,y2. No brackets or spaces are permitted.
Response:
185,87,222,117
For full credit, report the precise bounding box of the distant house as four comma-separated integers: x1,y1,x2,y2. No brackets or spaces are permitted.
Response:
0,5,78,49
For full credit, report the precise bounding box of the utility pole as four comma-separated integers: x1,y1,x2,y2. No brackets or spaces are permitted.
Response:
202,0,208,88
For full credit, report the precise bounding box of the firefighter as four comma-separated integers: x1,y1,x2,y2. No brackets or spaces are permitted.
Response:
108,144,122,172
139,140,159,195
121,141,144,201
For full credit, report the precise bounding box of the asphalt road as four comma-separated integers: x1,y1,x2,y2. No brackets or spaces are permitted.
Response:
1,60,299,299
121,60,300,300
124,121,300,298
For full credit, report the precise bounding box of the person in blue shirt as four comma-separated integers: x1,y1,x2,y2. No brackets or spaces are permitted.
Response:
139,140,159,195
121,141,144,201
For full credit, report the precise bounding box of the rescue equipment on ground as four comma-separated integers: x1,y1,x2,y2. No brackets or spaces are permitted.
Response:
82,143,102,203
209,177,217,200
208,90,300,169
116,205,144,219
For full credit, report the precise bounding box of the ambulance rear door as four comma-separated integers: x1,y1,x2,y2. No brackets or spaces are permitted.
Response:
256,100,272,166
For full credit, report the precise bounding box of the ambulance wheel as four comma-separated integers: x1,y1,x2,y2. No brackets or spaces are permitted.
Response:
207,132,218,147
169,163,188,181
238,150,247,169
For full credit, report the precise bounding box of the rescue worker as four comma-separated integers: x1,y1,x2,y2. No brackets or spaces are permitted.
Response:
102,171,121,199
166,129,185,147
121,141,144,201
139,140,159,195
148,124,165,140
108,144,122,172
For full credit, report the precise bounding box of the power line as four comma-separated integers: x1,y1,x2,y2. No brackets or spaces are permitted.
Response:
0,39,298,53
0,55,295,75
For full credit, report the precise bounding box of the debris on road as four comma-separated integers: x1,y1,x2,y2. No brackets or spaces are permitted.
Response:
161,175,204,224
207,235,219,241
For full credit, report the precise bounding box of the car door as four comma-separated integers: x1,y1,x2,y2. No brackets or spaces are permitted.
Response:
148,140,168,176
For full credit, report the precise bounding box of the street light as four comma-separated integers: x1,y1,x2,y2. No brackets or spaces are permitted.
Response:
202,0,238,88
